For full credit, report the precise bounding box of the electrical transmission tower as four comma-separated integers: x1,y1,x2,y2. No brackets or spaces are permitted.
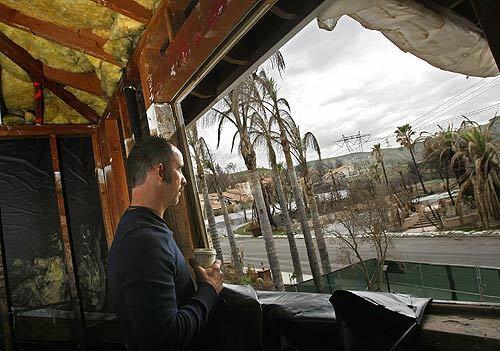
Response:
335,131,371,152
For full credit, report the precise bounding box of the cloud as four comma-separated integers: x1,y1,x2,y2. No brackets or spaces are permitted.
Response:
197,16,500,168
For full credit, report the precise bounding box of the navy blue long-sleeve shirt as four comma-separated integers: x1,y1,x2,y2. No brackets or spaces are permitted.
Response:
108,206,218,351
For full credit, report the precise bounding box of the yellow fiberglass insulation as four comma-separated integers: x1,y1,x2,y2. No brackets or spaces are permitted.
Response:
0,0,155,123
0,0,114,37
43,88,107,124
136,0,161,10
0,23,95,73
104,15,145,65
86,56,123,97
2,70,34,111
0,53,31,82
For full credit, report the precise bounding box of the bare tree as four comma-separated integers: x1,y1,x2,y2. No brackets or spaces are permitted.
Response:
329,177,394,291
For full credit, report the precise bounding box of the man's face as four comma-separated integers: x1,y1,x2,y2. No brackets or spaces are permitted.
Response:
161,146,187,207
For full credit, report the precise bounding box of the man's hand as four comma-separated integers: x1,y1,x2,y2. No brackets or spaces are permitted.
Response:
190,259,223,294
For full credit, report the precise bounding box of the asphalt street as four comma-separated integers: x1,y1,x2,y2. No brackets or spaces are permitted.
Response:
219,236,500,275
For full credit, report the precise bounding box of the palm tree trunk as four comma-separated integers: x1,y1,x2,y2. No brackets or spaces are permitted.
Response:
287,166,323,291
381,161,389,191
409,147,428,194
200,177,223,261
278,129,323,292
305,185,331,274
216,189,243,279
273,171,304,283
248,171,284,291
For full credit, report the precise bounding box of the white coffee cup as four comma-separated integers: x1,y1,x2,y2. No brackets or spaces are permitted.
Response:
193,248,217,268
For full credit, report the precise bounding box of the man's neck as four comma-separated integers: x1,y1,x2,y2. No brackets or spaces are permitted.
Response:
131,187,165,218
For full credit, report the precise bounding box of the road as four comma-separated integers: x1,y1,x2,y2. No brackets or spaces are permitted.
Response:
220,236,500,274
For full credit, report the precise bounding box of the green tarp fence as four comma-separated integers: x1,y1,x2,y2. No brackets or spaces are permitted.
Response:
286,259,500,303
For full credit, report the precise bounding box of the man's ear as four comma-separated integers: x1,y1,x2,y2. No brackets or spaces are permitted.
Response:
157,163,165,183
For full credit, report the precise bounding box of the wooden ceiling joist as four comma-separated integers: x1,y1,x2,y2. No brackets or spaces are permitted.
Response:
150,0,273,103
0,31,100,123
0,3,121,66
43,65,103,96
90,0,152,24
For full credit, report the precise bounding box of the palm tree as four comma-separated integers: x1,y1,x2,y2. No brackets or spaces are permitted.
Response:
249,110,304,282
423,127,457,205
187,125,223,262
395,124,428,194
288,124,332,276
253,71,323,292
209,79,284,291
372,143,389,191
197,136,244,279
452,122,499,228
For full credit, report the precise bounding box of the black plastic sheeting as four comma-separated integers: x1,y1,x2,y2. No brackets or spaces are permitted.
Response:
0,137,108,312
258,290,341,351
0,138,70,308
59,137,108,312
208,286,431,351
331,290,431,351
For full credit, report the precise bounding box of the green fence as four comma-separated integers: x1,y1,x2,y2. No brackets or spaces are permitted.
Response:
286,260,500,303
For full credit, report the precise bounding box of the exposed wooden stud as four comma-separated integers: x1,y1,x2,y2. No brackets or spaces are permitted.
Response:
97,123,119,230
104,119,130,218
171,103,208,249
43,65,103,97
91,133,115,248
0,207,14,351
150,0,274,103
470,0,500,70
90,0,152,24
101,1,189,120
0,124,97,137
0,3,121,66
0,31,101,123
49,135,88,350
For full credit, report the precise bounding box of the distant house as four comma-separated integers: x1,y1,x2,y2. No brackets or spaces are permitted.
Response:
323,164,359,181
199,182,253,216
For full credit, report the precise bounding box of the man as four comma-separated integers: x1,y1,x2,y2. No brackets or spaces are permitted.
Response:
108,136,223,351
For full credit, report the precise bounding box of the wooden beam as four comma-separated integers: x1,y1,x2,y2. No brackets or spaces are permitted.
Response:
0,31,101,123
49,135,88,349
91,133,115,248
101,0,190,119
149,0,270,103
43,65,103,97
104,119,130,217
90,0,152,24
0,124,98,137
0,3,121,66
470,0,500,71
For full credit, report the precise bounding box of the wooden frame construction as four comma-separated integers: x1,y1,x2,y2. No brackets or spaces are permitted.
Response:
0,0,499,348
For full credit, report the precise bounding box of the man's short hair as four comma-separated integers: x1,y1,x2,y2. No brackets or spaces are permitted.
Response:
126,136,174,188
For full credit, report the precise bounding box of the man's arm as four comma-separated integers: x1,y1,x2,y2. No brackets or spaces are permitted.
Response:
118,230,218,351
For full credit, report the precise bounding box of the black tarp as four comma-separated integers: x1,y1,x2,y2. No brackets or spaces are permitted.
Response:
0,138,70,309
330,290,431,351
59,137,108,312
0,137,108,312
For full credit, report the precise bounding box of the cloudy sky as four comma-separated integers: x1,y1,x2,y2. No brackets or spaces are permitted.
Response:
197,16,500,171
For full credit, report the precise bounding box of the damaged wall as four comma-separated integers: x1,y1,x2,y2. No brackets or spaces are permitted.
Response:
0,137,110,311
0,0,161,124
